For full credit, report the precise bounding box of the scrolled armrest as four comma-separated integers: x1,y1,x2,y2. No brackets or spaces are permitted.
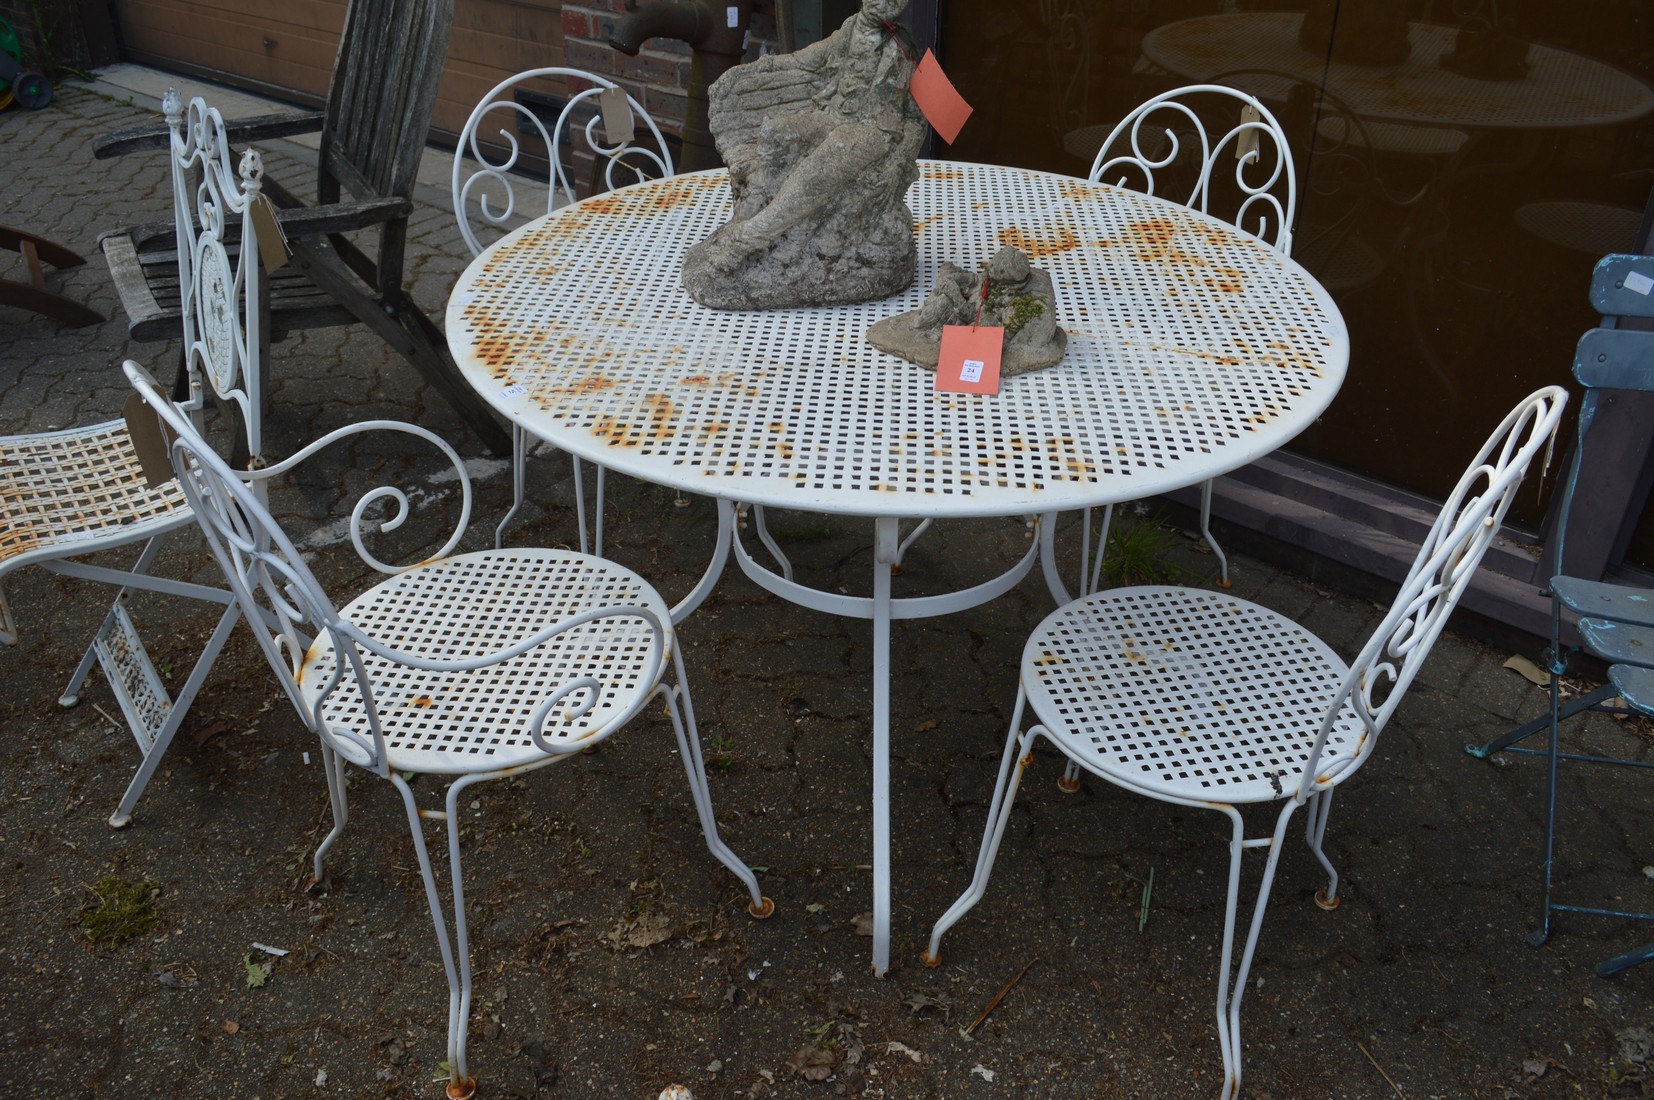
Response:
247,419,473,574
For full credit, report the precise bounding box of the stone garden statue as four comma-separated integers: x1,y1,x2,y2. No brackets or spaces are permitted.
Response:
681,0,927,310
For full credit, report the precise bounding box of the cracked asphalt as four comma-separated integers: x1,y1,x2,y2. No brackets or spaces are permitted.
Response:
3,81,1654,1099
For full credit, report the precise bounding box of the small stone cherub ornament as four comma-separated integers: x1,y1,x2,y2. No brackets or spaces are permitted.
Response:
867,246,1066,376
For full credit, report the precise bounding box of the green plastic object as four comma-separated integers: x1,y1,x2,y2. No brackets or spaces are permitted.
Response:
0,16,21,65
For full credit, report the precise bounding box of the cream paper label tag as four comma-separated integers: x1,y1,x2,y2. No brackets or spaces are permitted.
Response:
1236,104,1261,160
1625,269,1654,296
250,193,290,274
598,86,636,145
122,393,177,488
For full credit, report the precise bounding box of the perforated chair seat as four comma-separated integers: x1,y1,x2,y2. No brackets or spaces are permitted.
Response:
303,548,673,775
1023,585,1366,805
1,419,188,571
0,418,191,646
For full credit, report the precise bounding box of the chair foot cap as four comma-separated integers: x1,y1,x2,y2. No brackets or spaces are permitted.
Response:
1056,776,1082,794
1216,577,1233,590
922,949,942,968
445,1077,478,1100
305,877,328,898
107,812,132,829
1314,888,1340,911
748,897,776,920
579,744,599,755
1526,929,1551,948
59,694,79,708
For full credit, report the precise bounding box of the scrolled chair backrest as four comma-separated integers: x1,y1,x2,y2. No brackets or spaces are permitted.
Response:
165,90,266,467
452,68,675,256
1089,83,1297,254
1294,385,1570,800
122,361,473,776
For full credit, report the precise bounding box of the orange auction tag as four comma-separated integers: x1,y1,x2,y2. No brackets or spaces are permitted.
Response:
910,49,972,145
935,324,1003,395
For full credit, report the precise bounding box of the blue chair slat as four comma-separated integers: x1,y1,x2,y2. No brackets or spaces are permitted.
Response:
1574,329,1654,391
1608,664,1654,715
1589,253,1654,318
1578,618,1654,669
1551,576,1654,624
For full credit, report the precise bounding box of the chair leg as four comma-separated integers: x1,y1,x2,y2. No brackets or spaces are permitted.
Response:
751,506,796,582
925,692,1037,966
309,743,351,889
593,463,606,558
1303,788,1341,910
61,536,169,707
494,425,529,550
1213,800,1299,1100
107,603,241,827
1533,624,1569,948
391,771,478,1100
1200,479,1230,588
659,649,772,917
572,453,592,552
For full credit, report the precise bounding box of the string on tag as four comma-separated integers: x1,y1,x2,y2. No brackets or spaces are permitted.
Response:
878,19,919,63
973,275,990,330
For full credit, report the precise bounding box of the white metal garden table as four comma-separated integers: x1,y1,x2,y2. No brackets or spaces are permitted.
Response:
446,161,1349,974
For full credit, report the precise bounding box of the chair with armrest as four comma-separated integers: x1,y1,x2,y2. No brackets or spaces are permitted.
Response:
452,67,676,551
926,386,1568,1098
123,357,769,1099
1464,252,1654,975
93,0,511,458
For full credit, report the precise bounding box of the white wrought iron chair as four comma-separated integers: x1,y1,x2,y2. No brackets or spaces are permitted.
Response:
0,92,288,830
1083,84,1297,594
123,360,770,1100
926,386,1568,1099
451,68,675,552
1048,83,1300,797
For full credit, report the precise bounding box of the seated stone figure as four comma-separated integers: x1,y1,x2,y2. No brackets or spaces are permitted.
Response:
682,0,926,310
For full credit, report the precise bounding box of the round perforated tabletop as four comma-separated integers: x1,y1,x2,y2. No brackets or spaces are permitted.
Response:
1139,14,1654,131
446,161,1348,520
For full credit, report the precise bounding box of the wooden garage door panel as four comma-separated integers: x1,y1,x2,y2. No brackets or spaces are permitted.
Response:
113,0,565,149
115,0,343,100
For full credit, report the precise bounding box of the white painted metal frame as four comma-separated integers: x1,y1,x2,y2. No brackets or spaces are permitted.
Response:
452,67,676,552
0,92,277,829
1082,82,1296,595
926,387,1567,1098
445,162,1350,975
123,360,769,1100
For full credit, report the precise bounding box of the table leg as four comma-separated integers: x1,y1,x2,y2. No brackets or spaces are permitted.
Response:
670,498,735,625
871,516,896,976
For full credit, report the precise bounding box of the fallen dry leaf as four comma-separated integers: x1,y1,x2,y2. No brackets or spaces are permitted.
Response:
785,1044,835,1081
1503,654,1550,687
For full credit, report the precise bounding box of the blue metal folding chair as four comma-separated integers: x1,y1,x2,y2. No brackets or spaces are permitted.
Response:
1466,252,1654,975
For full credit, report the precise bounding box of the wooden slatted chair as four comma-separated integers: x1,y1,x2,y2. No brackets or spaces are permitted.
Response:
92,0,510,458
